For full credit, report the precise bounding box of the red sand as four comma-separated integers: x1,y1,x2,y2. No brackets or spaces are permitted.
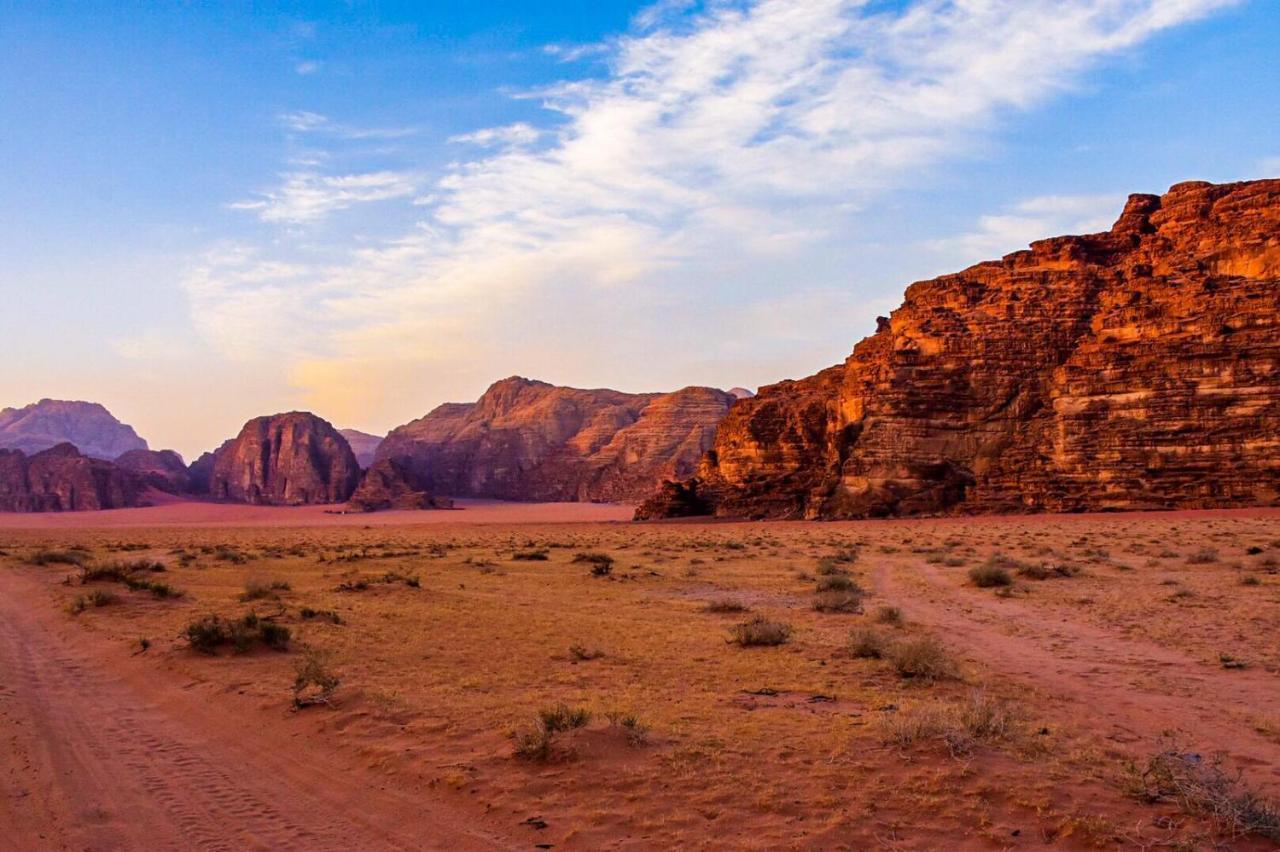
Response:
0,497,636,529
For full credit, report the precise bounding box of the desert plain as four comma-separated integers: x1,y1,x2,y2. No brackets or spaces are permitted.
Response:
2,503,1279,850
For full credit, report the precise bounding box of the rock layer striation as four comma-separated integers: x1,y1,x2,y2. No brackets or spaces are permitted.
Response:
353,378,735,506
638,180,1280,519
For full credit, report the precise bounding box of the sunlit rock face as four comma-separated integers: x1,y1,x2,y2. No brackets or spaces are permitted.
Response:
204,413,362,506
639,180,1280,519
359,378,736,505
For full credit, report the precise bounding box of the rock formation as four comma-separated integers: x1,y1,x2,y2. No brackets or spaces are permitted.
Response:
0,399,148,460
115,449,191,495
346,457,453,512
0,443,144,512
202,413,361,505
638,179,1280,520
338,429,383,468
354,378,736,505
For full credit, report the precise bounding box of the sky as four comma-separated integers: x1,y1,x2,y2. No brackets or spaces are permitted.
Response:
1,0,1277,461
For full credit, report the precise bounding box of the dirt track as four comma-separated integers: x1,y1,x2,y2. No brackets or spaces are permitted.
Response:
0,569,512,851
872,560,1280,791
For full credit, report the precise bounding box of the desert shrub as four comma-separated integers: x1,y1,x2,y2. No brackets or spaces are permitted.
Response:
300,607,343,624
873,605,904,626
292,651,340,708
213,546,249,564
813,587,864,613
184,613,291,654
568,644,604,661
730,616,792,647
380,571,420,588
1017,562,1080,580
816,575,858,592
1125,748,1280,842
572,552,615,576
67,589,117,615
849,625,889,659
81,563,132,583
240,578,291,602
969,562,1013,588
1241,575,1262,587
878,690,1013,754
512,704,591,761
887,636,957,681
703,599,748,614
512,549,550,561
607,711,649,746
815,557,847,576
30,548,92,567
1187,547,1219,565
540,704,591,733
335,578,370,592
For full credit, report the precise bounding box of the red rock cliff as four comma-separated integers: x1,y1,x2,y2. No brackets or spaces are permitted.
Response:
206,413,361,505
638,179,1280,519
0,443,145,512
355,378,735,505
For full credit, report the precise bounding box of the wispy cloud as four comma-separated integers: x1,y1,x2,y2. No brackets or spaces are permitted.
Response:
928,193,1127,262
277,110,419,140
192,0,1239,426
228,170,423,223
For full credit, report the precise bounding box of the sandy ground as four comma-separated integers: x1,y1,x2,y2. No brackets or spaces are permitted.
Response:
2,505,1279,849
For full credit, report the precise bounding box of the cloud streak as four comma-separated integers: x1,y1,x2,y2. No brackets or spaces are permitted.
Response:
191,0,1239,427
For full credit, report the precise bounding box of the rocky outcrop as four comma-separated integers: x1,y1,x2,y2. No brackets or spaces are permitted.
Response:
346,458,453,512
202,413,361,505
115,449,191,494
359,378,736,504
642,179,1280,519
0,400,147,460
338,429,383,468
0,443,145,512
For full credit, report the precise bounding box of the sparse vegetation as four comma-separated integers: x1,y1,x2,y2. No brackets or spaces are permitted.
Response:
730,616,792,646
1125,747,1280,842
184,613,291,654
292,651,340,708
512,703,592,761
968,561,1013,588
240,577,291,601
572,552,615,575
886,636,958,681
703,599,748,614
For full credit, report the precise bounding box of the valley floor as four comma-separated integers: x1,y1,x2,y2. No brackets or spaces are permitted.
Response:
2,507,1279,849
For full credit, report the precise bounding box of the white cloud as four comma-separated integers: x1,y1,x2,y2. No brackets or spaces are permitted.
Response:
228,170,423,223
449,123,543,148
294,60,321,76
1259,156,1280,177
192,0,1239,426
928,193,1127,262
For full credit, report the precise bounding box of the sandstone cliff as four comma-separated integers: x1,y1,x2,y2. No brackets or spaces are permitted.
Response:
638,179,1280,520
0,399,148,460
353,378,735,505
115,449,191,494
0,443,144,512
203,413,361,505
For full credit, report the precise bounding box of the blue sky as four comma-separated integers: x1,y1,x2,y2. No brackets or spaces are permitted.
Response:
1,0,1277,459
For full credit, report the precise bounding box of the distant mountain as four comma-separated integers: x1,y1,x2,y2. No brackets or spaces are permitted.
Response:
727,387,755,400
339,429,383,468
349,377,735,507
0,399,147,460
